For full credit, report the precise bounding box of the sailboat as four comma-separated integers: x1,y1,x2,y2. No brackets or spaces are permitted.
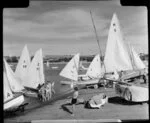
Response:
23,48,45,90
4,59,26,112
104,13,133,75
120,44,147,80
89,11,121,82
4,58,24,93
104,13,148,82
60,53,80,84
60,53,102,87
129,45,146,70
78,54,102,80
15,45,31,84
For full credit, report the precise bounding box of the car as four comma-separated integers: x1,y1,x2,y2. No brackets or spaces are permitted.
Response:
115,82,148,102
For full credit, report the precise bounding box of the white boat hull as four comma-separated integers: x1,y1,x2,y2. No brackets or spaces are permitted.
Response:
51,66,58,69
23,90,38,98
78,74,87,78
78,74,91,81
60,81,75,85
60,78,100,86
121,69,146,80
78,78,100,85
4,95,25,111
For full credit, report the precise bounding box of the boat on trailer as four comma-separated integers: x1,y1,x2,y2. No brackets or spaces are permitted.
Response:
4,59,27,113
60,53,103,88
103,13,148,102
103,13,147,80
22,48,45,97
15,45,31,85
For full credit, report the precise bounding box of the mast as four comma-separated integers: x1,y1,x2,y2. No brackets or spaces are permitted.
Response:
90,10,106,74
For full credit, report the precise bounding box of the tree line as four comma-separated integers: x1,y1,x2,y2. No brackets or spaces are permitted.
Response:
4,54,148,63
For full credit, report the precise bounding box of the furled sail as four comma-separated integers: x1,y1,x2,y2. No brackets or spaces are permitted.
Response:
130,46,146,69
59,53,80,81
104,13,133,73
15,45,30,84
86,54,102,78
23,49,45,89
4,59,24,92
3,70,13,103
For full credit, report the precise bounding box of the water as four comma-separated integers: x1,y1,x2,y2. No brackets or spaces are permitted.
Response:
43,62,90,96
11,62,90,97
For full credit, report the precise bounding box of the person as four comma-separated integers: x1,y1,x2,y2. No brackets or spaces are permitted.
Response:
71,87,79,116
102,74,107,89
46,83,51,101
37,83,42,90
113,70,119,80
37,84,43,100
38,89,42,101
51,82,55,95
40,86,47,102
103,79,107,89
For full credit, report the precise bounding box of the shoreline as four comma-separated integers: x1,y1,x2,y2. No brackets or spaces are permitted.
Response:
9,61,91,65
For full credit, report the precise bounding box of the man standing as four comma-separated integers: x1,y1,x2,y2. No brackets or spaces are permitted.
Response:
71,87,79,116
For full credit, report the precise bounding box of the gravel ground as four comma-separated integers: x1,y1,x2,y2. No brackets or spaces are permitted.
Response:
4,87,149,123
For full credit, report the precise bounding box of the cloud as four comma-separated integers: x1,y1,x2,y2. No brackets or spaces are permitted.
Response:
4,8,109,43
3,1,148,56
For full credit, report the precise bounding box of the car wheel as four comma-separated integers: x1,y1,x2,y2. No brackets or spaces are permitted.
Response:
124,88,132,101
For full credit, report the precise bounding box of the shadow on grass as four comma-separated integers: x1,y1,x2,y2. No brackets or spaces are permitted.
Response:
108,96,147,105
60,100,85,114
4,90,74,119
61,103,72,114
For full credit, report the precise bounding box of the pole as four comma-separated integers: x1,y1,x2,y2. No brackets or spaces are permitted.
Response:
90,11,102,57
90,10,106,74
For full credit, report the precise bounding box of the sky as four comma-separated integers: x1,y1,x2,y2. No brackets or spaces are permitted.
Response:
3,0,148,56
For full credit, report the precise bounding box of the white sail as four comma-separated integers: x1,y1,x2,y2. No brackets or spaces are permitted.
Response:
3,70,13,103
59,53,80,81
4,59,24,92
130,46,146,69
86,54,102,78
23,49,45,89
104,13,133,73
15,45,30,84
